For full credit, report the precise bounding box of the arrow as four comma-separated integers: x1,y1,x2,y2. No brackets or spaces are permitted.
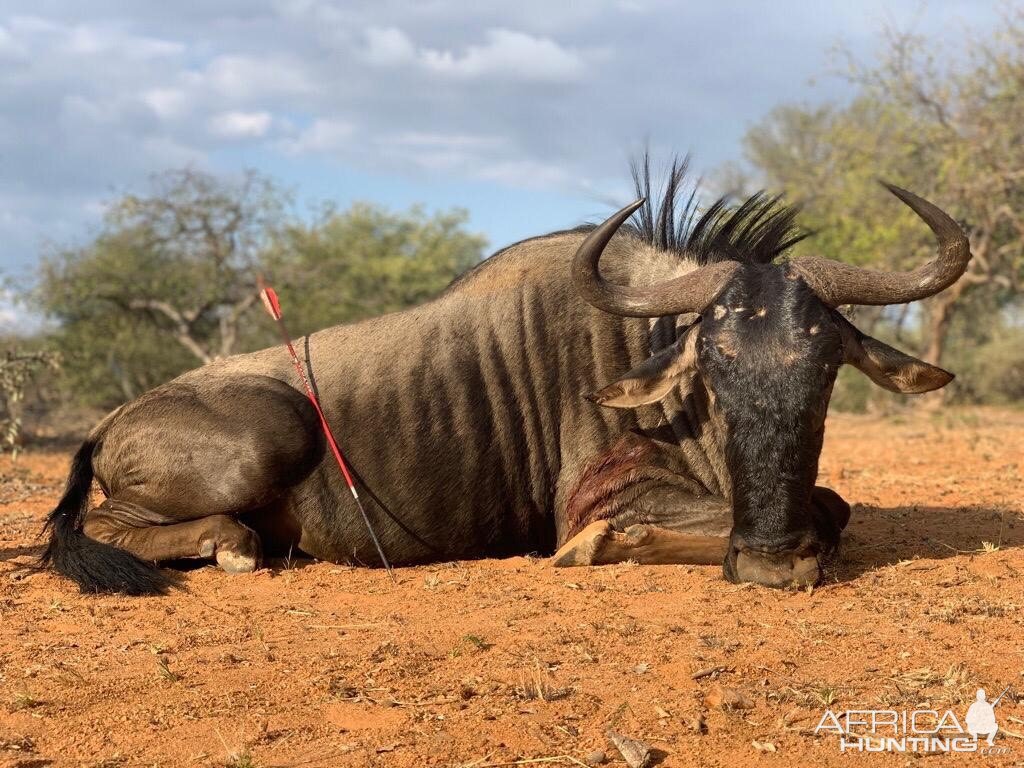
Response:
259,282,395,581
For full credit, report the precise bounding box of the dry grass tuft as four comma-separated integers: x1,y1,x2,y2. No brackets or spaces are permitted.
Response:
514,663,571,702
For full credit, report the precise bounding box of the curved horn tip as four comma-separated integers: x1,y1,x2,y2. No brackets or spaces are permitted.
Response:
590,198,646,232
622,198,646,215
878,179,918,203
585,198,647,241
878,180,966,236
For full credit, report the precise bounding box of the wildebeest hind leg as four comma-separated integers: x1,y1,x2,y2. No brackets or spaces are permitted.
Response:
83,499,261,573
551,520,728,566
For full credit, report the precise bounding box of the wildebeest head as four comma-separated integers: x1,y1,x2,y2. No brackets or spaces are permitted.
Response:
573,175,969,588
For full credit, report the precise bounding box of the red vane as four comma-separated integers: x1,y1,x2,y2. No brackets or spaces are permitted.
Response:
260,287,282,321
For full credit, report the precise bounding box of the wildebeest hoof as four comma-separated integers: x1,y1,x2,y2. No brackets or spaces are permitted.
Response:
216,549,259,573
213,525,261,573
550,521,613,566
207,518,261,573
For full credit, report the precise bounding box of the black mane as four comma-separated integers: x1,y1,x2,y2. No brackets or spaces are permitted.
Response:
626,154,809,266
445,153,809,294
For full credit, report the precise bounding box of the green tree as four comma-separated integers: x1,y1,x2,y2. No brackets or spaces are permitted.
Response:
38,169,284,405
37,172,487,408
268,203,486,337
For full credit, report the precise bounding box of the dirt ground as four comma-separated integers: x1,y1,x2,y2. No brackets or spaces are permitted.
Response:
1,409,1023,768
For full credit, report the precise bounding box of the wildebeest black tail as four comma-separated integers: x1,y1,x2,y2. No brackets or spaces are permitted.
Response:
39,439,172,595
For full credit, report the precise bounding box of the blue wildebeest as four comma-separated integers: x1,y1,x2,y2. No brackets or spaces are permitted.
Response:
42,159,969,593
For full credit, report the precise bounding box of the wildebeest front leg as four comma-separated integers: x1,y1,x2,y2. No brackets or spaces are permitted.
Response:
83,499,261,573
551,487,850,567
553,484,734,566
551,520,729,566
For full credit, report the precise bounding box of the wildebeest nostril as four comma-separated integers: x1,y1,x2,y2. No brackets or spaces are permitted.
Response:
733,549,820,589
731,531,817,558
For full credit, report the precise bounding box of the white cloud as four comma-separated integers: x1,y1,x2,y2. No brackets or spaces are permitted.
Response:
363,27,586,82
4,15,183,60
141,87,188,119
0,289,24,331
209,110,273,139
59,94,110,125
63,23,184,59
0,24,27,59
137,135,206,169
420,29,585,81
281,118,354,154
6,14,61,37
385,132,506,151
375,131,508,172
364,26,415,66
476,159,578,189
200,54,312,99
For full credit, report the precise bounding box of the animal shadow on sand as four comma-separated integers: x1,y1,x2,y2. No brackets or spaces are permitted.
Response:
830,504,1022,582
3,504,1020,585
0,544,42,563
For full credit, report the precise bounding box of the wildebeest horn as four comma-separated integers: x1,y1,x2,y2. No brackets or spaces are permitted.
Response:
572,199,739,317
790,182,972,307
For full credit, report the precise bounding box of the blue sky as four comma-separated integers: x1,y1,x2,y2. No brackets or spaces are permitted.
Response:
0,0,1001,293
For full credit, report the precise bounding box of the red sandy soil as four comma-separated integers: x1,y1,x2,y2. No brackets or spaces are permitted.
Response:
1,409,1023,768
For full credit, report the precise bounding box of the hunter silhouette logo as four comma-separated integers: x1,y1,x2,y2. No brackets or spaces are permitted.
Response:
815,684,1012,754
965,687,1008,746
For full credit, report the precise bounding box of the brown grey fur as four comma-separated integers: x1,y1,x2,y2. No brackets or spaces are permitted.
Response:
69,230,741,575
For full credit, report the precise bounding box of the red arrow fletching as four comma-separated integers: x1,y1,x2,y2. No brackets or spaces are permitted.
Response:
260,287,282,320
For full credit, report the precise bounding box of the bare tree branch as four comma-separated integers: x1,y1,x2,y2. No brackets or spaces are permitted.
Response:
218,291,258,359
127,299,212,364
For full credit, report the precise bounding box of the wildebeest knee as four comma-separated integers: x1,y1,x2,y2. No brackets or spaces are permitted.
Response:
81,509,131,548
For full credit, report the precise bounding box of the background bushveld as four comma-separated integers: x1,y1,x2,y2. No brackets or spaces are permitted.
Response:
4,18,1024,446
35,169,485,410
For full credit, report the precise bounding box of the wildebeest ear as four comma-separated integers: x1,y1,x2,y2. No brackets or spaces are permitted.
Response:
837,315,954,394
589,326,699,408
